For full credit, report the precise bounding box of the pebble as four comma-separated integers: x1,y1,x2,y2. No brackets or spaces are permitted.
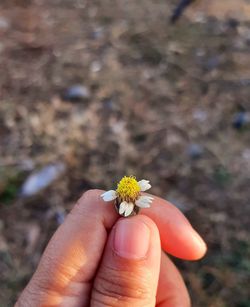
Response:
63,85,90,102
20,163,65,197
102,98,116,111
193,109,208,122
90,27,104,40
232,111,250,129
0,17,10,31
203,56,220,71
187,143,204,159
242,148,250,160
90,61,102,73
226,18,239,29
55,210,66,225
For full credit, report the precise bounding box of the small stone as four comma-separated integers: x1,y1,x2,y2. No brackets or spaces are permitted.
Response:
90,61,102,73
187,143,204,159
242,148,250,160
63,85,90,102
0,17,10,31
55,210,66,225
227,18,239,29
232,111,250,129
25,223,41,254
90,27,104,40
193,109,208,122
209,212,227,223
203,56,220,71
20,163,65,197
102,98,116,111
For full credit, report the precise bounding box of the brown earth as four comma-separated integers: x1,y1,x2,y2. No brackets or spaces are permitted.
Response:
0,1,250,306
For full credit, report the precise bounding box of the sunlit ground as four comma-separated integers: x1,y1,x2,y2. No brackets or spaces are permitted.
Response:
0,1,250,306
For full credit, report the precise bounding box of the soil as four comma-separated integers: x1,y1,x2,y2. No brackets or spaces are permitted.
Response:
0,1,250,306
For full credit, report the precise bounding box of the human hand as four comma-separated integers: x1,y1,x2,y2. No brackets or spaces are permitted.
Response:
15,190,206,307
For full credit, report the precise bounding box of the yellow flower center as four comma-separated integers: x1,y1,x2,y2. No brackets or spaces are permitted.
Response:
116,176,140,202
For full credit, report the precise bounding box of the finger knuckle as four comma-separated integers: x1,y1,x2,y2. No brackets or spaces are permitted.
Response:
92,265,153,306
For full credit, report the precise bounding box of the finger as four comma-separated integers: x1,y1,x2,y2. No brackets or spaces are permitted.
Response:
156,252,190,307
16,189,119,306
142,194,207,260
91,215,161,307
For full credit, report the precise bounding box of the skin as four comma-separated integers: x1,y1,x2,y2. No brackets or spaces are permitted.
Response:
15,189,207,307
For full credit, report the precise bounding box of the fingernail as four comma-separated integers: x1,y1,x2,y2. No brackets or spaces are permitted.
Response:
192,231,207,253
114,219,150,259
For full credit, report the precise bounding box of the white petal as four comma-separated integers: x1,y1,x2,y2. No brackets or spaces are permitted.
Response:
135,196,153,208
138,179,151,192
119,201,128,215
101,190,117,202
138,195,153,203
124,203,134,217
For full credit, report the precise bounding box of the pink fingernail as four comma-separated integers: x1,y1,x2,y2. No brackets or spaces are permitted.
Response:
114,219,150,259
192,231,207,252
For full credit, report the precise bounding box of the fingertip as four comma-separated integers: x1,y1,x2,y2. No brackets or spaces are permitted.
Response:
113,217,151,260
159,220,207,260
112,214,161,260
188,231,207,260
92,214,161,306
143,196,207,260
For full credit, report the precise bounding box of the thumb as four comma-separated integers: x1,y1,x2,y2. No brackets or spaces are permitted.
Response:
91,215,161,307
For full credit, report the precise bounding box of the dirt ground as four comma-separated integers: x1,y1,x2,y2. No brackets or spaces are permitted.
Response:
0,0,250,306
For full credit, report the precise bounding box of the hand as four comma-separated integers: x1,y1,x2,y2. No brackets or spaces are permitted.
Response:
15,190,207,307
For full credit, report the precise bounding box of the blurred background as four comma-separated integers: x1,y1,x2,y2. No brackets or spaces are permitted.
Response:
0,0,250,306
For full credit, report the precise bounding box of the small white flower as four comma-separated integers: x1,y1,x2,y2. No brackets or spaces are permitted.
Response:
101,176,153,217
